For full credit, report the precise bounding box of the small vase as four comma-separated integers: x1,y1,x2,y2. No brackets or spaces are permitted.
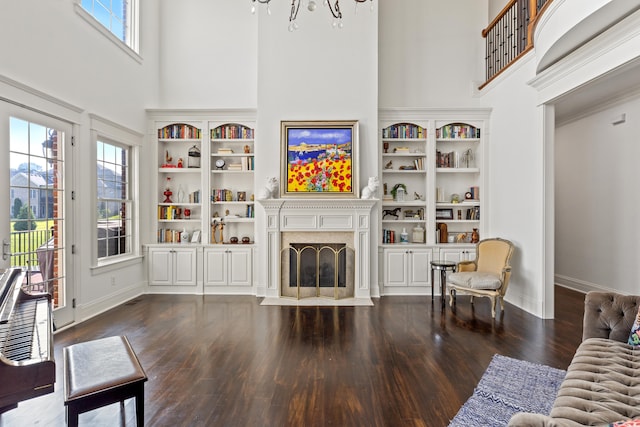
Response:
471,228,479,243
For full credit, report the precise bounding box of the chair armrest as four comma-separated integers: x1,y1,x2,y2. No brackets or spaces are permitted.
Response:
583,292,640,342
457,261,476,272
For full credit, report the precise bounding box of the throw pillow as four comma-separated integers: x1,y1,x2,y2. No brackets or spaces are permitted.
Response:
607,420,640,427
628,305,640,346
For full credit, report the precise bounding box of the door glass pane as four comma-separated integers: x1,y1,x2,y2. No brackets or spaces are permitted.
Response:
9,117,65,309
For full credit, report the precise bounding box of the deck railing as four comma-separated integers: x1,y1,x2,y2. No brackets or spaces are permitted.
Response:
10,228,53,270
482,0,551,87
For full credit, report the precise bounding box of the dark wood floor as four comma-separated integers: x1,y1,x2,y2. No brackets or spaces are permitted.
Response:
0,287,584,427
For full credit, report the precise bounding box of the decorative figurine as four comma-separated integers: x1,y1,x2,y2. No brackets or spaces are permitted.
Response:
211,219,225,244
258,177,279,199
163,177,173,203
361,176,379,199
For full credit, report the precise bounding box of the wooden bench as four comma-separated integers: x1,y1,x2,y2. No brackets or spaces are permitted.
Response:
63,336,147,427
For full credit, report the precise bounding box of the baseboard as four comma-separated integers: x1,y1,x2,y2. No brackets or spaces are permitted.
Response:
75,283,145,325
554,274,616,294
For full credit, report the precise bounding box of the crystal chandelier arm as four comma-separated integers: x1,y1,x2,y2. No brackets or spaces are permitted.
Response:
252,0,271,4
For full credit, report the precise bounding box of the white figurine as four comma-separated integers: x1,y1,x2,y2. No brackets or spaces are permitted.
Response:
258,177,279,199
361,176,380,199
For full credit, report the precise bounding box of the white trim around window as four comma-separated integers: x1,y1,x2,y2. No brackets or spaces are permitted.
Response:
89,114,142,270
74,0,142,63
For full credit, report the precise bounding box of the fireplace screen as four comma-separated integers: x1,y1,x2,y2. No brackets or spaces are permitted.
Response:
280,243,354,299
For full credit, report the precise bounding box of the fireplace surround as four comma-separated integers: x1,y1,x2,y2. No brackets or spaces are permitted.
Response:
258,198,376,299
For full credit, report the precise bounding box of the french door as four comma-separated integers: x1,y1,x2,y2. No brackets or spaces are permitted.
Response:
0,102,75,327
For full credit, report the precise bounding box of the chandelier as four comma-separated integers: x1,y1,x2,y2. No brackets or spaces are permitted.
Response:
251,0,374,31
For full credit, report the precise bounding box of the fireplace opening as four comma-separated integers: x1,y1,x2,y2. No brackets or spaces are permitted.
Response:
280,243,355,299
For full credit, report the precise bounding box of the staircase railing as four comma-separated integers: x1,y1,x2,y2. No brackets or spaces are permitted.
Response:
481,0,551,88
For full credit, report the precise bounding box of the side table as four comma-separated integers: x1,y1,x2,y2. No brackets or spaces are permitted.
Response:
430,260,457,307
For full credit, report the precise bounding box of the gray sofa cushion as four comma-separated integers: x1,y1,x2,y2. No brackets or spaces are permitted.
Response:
549,338,640,425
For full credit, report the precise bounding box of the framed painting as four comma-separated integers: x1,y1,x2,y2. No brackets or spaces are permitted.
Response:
281,120,359,198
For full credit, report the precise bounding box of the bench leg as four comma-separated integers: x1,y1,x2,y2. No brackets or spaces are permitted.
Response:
135,383,145,426
67,405,79,427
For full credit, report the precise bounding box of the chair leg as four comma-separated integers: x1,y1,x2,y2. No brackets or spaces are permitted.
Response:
491,297,497,318
499,296,505,312
449,289,456,307
469,295,474,304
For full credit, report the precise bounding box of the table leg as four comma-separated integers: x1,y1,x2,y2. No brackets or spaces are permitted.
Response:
440,270,447,308
431,268,435,301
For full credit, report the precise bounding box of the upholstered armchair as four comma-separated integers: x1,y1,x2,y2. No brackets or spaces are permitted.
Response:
447,238,515,318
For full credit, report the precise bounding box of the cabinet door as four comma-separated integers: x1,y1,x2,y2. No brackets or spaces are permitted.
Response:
440,248,476,264
384,250,408,286
174,248,197,286
149,249,173,286
409,250,432,287
228,248,252,287
204,249,227,286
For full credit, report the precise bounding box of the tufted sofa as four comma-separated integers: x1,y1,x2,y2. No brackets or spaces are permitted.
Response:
508,292,640,427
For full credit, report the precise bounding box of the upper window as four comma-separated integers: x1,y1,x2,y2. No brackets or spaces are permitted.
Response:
96,140,133,262
76,0,139,55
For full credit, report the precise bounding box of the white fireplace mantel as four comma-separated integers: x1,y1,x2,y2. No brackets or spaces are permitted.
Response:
258,198,377,298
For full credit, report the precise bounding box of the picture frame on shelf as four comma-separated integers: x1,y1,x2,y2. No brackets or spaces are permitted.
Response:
280,120,359,198
190,230,200,243
435,208,453,220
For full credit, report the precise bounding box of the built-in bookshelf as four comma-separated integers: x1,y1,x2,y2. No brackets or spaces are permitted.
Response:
435,121,482,244
379,110,488,247
156,123,203,244
380,122,428,244
210,122,255,244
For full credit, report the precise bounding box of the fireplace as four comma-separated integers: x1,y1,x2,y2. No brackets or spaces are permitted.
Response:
258,198,376,300
280,234,355,299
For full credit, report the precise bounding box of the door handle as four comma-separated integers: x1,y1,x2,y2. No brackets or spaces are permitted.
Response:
2,239,10,261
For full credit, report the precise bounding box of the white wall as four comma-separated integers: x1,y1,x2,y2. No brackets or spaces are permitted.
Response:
476,56,548,316
555,95,640,295
488,0,505,21
0,0,159,321
157,0,257,108
378,0,488,108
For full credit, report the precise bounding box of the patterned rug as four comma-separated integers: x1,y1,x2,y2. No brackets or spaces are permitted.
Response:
448,354,566,427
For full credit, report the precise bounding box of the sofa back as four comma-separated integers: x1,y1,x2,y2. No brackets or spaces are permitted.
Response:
583,291,640,342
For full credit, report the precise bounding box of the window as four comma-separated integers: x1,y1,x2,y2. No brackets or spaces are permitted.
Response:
76,0,139,54
96,140,133,261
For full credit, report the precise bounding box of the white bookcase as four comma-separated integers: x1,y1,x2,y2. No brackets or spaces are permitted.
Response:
378,108,490,295
146,110,257,294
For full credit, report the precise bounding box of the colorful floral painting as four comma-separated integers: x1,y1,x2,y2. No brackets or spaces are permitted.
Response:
281,121,358,197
